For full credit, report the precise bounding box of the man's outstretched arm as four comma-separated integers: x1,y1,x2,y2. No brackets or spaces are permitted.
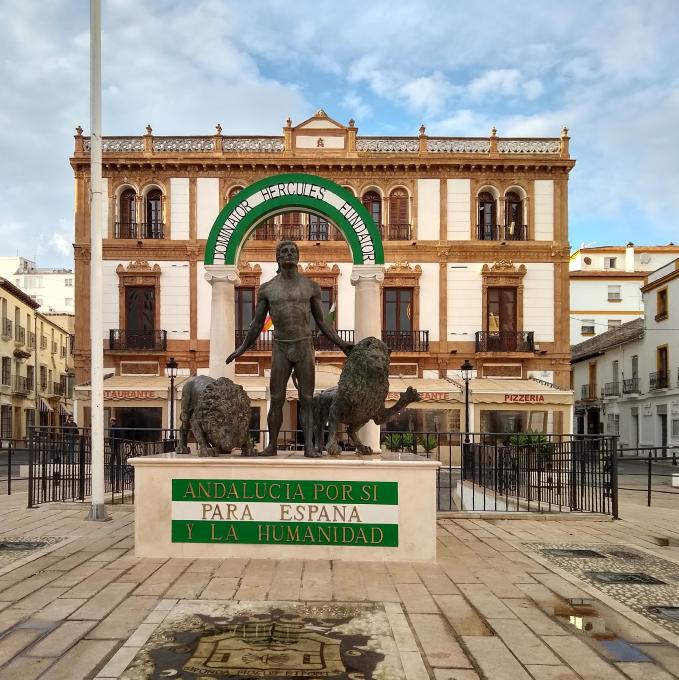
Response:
310,292,352,356
226,294,269,363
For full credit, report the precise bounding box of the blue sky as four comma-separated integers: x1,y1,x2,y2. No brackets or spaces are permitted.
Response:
2,0,678,267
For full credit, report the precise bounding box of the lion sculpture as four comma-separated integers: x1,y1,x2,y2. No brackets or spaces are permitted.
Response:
313,336,420,456
176,375,253,457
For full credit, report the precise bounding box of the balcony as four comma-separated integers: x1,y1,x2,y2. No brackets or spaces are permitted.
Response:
383,224,412,240
109,329,167,351
15,325,25,345
475,331,535,353
114,221,165,239
11,375,29,395
253,223,278,240
382,330,429,352
622,377,640,394
580,384,598,400
27,331,36,349
51,381,65,396
649,370,670,390
234,330,356,353
476,224,528,241
40,336,47,350
602,381,621,397
1,318,13,340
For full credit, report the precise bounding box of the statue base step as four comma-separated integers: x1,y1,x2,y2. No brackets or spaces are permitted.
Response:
129,451,439,562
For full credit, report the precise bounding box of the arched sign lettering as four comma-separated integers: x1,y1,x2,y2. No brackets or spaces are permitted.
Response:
204,173,384,265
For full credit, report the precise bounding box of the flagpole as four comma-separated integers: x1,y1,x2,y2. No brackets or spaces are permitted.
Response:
88,0,108,520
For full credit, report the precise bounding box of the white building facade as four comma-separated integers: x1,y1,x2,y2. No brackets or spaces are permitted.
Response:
572,259,679,450
570,243,679,344
0,257,75,314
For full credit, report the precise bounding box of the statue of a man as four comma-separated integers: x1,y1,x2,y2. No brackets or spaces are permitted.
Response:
226,240,352,457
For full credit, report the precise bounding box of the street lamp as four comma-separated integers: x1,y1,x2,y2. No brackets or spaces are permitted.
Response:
460,359,473,479
166,357,178,443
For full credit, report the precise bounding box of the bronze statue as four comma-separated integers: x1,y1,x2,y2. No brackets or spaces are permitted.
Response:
226,241,352,457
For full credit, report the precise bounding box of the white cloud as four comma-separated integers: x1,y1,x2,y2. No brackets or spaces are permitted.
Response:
400,72,457,116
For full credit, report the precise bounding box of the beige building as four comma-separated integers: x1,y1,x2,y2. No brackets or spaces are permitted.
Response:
1,279,73,440
71,111,575,436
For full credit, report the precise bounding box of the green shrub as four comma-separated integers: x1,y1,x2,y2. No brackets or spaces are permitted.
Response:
383,433,403,451
417,434,438,452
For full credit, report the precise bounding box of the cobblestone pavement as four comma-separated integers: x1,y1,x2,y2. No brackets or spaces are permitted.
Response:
0,491,677,679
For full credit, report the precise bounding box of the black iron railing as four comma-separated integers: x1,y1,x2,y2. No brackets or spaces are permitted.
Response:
253,223,277,240
475,331,535,352
27,426,177,507
649,371,669,390
109,329,167,351
382,330,429,352
580,384,598,400
114,221,165,239
234,330,355,352
15,325,25,344
476,224,528,240
616,446,679,507
622,377,640,394
602,382,621,397
11,375,29,395
1,318,13,339
385,223,412,240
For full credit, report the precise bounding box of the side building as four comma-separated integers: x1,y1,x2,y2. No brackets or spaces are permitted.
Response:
71,112,575,437
1,279,74,440
572,258,679,449
570,243,679,344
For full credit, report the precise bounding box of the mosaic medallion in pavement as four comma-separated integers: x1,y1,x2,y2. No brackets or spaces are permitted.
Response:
526,543,679,635
0,536,63,570
121,601,406,679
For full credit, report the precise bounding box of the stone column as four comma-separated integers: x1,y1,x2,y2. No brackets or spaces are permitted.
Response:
204,264,240,380
351,265,385,451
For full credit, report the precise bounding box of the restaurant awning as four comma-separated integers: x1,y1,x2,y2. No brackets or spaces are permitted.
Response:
459,378,574,406
39,398,53,413
75,374,190,401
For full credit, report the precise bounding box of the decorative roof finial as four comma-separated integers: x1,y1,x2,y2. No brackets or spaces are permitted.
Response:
286,116,292,127
215,123,222,134
561,126,569,137
314,108,327,118
419,124,426,136
145,124,153,135
490,126,497,137
75,125,83,136
348,118,355,127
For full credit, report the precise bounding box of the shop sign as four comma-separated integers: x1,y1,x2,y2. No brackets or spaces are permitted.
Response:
387,391,450,401
504,394,545,403
171,479,398,547
104,390,159,400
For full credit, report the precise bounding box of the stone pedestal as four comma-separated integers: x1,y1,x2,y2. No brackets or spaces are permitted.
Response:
351,265,385,451
130,452,439,562
204,264,240,379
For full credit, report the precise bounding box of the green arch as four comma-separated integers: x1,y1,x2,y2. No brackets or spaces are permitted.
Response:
204,173,384,265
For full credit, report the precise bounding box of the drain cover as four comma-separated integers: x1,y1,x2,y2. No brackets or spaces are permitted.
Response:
0,541,47,551
648,606,679,621
607,550,642,559
543,548,607,558
586,571,666,585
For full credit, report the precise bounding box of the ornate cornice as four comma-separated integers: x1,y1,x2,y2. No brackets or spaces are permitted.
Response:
237,262,262,287
303,260,341,275
116,261,161,274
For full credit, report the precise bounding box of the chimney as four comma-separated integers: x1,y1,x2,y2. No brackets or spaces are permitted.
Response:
625,242,634,272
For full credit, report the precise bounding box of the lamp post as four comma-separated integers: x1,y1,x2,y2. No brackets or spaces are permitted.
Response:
166,357,178,443
460,359,473,479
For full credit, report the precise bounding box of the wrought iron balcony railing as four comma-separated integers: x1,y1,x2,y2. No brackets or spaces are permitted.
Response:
11,375,29,395
109,329,167,351
382,330,429,352
602,381,621,397
476,224,528,241
622,377,640,394
114,221,165,239
475,331,535,353
15,325,25,344
51,382,65,396
234,330,356,353
384,224,412,240
649,370,669,390
312,330,354,351
27,331,36,349
235,329,273,352
1,318,13,340
580,384,598,400
40,336,47,350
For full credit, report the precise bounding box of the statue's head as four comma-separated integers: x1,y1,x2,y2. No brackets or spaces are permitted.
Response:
276,240,299,272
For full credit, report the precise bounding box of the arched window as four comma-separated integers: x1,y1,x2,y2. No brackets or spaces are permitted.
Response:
145,189,163,239
117,188,137,238
388,189,410,240
477,191,497,240
362,191,382,231
228,186,243,201
504,191,524,240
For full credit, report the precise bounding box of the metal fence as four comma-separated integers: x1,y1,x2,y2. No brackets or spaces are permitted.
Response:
617,446,679,506
26,427,176,508
19,427,617,516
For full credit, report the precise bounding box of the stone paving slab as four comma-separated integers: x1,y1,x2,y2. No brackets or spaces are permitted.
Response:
0,494,676,678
